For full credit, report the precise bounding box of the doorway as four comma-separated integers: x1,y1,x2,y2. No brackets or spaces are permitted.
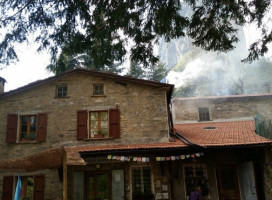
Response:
216,165,240,200
86,171,111,200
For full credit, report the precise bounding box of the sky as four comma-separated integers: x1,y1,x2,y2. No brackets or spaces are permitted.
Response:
0,23,268,92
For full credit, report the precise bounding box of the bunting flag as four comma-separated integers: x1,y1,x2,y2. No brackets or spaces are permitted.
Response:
106,152,205,163
14,173,22,200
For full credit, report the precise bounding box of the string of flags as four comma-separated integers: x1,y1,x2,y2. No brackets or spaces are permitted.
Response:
107,152,204,163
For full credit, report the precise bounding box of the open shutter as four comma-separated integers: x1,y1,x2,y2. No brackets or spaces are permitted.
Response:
33,175,45,200
109,108,120,138
77,110,88,140
37,113,47,142
6,114,18,143
2,176,13,200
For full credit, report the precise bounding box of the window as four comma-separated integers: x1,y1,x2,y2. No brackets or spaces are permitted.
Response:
56,84,67,98
89,111,108,138
93,84,104,95
6,113,47,143
131,167,153,200
184,164,209,198
20,115,37,141
77,109,120,140
2,175,45,200
198,107,210,121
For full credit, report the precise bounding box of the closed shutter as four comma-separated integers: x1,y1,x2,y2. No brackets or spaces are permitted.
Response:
109,109,120,138
2,176,13,200
37,113,47,142
77,110,88,140
33,175,45,200
6,114,18,143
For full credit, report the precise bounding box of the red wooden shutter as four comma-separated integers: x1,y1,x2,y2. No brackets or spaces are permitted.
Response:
77,110,88,140
2,176,13,200
6,114,18,143
109,108,120,138
37,113,47,142
33,175,45,200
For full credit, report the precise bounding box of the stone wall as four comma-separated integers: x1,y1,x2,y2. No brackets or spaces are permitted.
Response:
0,71,170,199
172,94,272,123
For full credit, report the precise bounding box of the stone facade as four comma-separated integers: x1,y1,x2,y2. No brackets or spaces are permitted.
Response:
172,94,272,123
0,69,172,200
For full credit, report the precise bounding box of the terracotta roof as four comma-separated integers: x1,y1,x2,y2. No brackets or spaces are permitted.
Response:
174,120,272,147
65,141,187,154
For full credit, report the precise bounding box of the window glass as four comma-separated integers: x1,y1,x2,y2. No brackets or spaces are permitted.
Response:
20,115,37,141
132,167,153,197
198,107,210,121
56,85,67,98
93,84,104,95
19,176,34,200
184,165,209,197
89,111,108,138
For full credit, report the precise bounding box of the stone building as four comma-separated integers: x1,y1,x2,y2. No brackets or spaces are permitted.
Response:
0,69,271,200
172,95,272,200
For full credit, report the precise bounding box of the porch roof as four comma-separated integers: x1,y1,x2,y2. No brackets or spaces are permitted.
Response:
174,120,272,147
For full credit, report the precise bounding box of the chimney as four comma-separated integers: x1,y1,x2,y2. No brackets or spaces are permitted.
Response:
0,77,6,94
264,82,270,93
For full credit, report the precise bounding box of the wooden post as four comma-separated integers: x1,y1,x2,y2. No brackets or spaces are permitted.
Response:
63,152,68,200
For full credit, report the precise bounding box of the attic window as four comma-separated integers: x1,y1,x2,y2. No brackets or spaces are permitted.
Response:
93,84,104,95
204,126,217,130
56,84,68,98
198,107,210,121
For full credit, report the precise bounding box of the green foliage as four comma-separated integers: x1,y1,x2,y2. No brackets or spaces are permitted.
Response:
0,0,271,68
127,60,168,81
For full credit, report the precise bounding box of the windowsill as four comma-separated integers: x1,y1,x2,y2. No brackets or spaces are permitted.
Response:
55,96,70,99
198,120,213,122
86,137,113,140
91,95,106,97
18,139,37,144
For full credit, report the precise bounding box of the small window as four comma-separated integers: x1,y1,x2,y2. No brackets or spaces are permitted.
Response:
93,84,104,95
198,107,210,121
89,111,108,138
56,84,67,98
20,115,37,141
131,167,153,199
184,164,209,198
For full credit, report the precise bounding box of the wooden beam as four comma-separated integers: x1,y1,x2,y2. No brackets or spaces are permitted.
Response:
63,152,68,200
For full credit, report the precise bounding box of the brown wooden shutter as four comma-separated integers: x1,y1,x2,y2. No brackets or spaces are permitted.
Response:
77,110,88,140
109,108,120,138
6,114,18,143
2,176,13,200
33,175,45,200
37,113,47,142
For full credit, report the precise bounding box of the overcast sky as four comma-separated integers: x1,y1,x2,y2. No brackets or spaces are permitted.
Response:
0,23,269,92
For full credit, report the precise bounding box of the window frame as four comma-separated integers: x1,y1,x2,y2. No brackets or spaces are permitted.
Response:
56,84,68,98
198,107,210,121
89,110,109,138
19,114,37,142
183,164,209,198
93,84,104,95
130,165,154,198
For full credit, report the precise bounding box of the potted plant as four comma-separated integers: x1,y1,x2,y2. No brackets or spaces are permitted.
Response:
94,130,104,138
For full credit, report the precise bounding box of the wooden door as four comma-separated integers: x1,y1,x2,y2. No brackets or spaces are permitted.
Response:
216,165,240,200
86,171,111,200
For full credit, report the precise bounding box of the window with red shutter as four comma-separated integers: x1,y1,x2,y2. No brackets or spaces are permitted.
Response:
2,176,13,200
109,108,120,138
34,175,45,200
6,114,18,143
77,110,88,140
37,113,47,142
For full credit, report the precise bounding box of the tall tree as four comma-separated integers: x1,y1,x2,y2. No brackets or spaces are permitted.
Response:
0,0,271,68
